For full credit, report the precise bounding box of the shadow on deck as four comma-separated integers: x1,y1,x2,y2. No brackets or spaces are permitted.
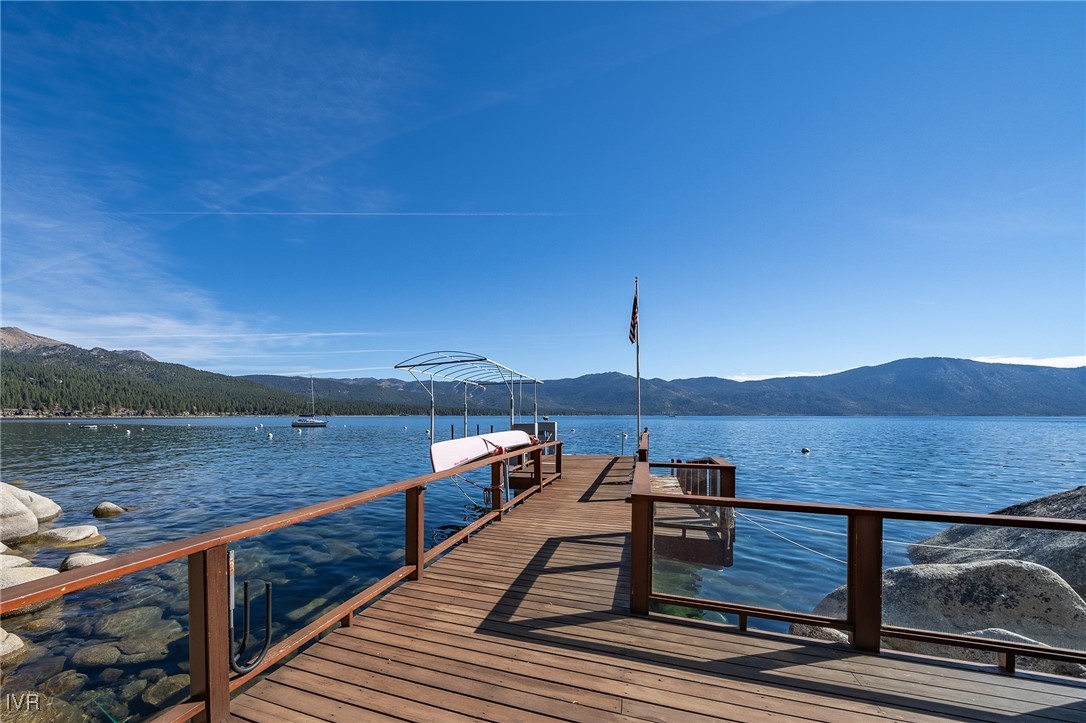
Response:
230,455,1086,723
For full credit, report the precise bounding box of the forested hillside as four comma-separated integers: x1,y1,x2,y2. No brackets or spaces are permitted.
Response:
0,329,461,417
4,328,1083,417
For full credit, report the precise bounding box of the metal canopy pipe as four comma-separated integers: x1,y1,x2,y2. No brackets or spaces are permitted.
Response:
405,369,435,443
395,351,544,433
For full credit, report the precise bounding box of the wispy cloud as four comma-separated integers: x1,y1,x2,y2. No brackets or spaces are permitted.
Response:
275,366,401,377
0,4,425,374
127,211,566,217
726,370,839,382
972,356,1086,369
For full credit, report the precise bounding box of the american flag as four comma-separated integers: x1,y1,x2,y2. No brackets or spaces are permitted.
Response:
629,292,638,344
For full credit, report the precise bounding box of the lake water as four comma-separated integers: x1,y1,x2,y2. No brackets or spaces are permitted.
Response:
2,415,1084,720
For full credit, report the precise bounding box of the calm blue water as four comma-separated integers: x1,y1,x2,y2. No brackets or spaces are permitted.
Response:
1,416,1084,719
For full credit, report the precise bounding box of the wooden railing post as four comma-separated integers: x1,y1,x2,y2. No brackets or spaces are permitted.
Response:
722,464,736,498
555,442,563,476
406,486,425,580
847,512,883,653
630,493,653,616
189,545,231,723
491,460,504,519
532,447,543,491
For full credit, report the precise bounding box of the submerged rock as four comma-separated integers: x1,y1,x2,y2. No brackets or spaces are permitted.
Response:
73,689,128,723
38,669,89,698
792,559,1086,675
113,618,185,664
10,605,66,636
92,502,126,518
0,626,28,667
59,553,110,572
99,668,124,684
141,673,189,707
910,485,1086,598
139,667,166,682
3,653,66,694
118,677,149,702
35,525,106,548
93,606,162,638
71,643,121,667
286,596,327,623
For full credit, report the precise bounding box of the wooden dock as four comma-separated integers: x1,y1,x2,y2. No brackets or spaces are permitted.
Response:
229,455,1086,723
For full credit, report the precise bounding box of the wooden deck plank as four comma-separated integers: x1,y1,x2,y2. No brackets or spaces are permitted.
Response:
335,617,921,723
361,588,1057,722
232,455,1086,722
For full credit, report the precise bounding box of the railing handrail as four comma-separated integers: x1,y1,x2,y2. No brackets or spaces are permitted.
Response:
631,484,1086,532
629,455,1086,675
648,459,736,471
0,439,561,614
3,439,562,722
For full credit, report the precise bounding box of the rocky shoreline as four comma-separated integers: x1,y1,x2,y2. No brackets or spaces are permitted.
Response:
1,482,208,720
791,486,1086,676
0,479,389,722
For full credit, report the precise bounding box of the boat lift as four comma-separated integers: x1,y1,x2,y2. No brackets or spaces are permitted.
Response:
394,351,543,443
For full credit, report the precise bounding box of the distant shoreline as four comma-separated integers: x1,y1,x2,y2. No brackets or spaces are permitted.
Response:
3,411,1085,420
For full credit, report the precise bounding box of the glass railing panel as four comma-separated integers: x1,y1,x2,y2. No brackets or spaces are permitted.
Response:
883,519,1085,676
1,560,192,722
650,501,848,634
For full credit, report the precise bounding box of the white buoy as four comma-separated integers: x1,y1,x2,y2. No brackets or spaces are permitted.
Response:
267,433,273,439
126,430,131,436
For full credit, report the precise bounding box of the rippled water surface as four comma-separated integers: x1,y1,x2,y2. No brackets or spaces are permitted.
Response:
2,415,1083,719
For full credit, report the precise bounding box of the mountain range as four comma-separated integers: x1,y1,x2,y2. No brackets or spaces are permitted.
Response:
2,327,1083,417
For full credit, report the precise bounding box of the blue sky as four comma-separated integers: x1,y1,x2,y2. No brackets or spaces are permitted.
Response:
2,2,1083,382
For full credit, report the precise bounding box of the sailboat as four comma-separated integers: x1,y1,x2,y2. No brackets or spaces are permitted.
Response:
291,378,328,428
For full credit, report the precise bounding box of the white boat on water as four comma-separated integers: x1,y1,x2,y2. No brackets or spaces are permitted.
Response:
292,378,327,428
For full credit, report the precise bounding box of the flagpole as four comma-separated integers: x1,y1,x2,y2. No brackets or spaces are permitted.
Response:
635,276,641,439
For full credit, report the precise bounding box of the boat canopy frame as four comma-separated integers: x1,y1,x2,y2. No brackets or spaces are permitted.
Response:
395,351,543,441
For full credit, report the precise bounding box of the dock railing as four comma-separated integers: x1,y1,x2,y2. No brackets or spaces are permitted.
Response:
629,455,1086,675
0,440,562,723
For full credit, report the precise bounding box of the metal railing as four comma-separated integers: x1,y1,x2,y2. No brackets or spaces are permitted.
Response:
629,456,1086,674
0,441,562,723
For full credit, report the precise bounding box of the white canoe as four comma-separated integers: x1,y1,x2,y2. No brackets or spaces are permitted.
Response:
430,430,533,473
